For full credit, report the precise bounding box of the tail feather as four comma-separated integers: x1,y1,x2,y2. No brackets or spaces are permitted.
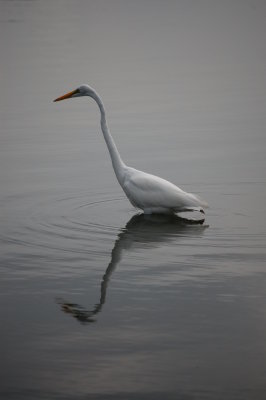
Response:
188,192,209,209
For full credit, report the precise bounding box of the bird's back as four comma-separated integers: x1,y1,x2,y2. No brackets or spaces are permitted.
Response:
122,167,207,214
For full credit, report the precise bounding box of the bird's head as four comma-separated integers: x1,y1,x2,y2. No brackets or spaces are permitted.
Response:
53,84,95,102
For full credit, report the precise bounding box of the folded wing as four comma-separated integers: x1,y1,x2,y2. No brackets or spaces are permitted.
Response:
123,168,208,213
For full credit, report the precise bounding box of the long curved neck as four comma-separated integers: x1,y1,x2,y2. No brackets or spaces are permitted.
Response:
90,91,125,182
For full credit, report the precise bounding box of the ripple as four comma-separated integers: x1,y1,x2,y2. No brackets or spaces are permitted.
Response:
1,191,130,258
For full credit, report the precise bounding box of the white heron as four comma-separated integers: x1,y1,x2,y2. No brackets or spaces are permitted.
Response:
54,84,208,215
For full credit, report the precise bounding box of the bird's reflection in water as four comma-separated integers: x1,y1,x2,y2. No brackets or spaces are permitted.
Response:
57,213,207,324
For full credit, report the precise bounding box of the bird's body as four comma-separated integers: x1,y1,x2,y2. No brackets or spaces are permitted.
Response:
54,84,207,215
119,166,206,214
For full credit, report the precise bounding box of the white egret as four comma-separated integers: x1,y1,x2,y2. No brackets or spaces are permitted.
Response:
54,84,208,215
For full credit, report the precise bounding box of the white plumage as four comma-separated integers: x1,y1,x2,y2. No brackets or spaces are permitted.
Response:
122,167,207,214
54,84,208,215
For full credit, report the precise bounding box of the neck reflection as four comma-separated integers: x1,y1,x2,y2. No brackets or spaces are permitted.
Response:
57,213,207,324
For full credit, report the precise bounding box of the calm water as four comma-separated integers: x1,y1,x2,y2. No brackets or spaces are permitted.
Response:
1,1,266,399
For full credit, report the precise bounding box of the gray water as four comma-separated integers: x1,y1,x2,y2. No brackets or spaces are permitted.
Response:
1,1,266,399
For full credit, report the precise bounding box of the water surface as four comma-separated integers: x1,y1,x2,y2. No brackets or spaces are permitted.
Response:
1,1,266,399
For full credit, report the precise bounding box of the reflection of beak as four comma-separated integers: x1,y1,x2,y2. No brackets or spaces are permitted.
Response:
53,89,78,102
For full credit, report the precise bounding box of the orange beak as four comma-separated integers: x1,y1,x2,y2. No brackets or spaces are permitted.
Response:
53,89,79,102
